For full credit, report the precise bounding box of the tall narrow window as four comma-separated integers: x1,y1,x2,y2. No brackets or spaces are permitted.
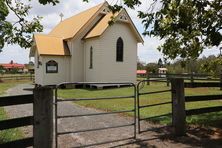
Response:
116,37,124,62
37,56,39,68
89,46,93,69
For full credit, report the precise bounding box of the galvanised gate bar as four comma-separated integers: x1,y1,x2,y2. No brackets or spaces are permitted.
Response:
137,79,172,133
55,82,137,148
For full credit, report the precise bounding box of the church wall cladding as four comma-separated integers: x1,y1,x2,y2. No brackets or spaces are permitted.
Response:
34,51,43,85
41,56,70,86
85,22,138,83
68,13,104,82
31,1,143,86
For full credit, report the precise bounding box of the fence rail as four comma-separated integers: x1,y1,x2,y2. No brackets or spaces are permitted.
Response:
0,94,34,147
185,94,222,102
0,75,34,81
137,79,172,134
0,137,34,148
0,94,34,106
0,116,33,130
186,106,222,116
0,87,53,148
141,73,222,90
184,82,222,88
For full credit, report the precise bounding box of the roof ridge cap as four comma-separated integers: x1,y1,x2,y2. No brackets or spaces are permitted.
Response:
61,1,107,22
34,33,64,39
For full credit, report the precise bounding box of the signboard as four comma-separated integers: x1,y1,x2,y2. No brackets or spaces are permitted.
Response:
46,60,58,73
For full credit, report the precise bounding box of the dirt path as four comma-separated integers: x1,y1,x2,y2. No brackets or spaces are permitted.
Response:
4,84,222,147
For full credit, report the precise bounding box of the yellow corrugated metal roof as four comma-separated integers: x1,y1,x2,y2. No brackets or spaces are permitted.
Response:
31,2,143,57
84,12,118,39
49,2,106,39
34,34,70,56
84,9,144,43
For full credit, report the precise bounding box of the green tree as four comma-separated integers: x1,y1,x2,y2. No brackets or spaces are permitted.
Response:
157,58,163,68
201,56,222,76
109,0,221,59
138,0,222,59
137,61,145,70
146,63,158,73
1,0,221,60
0,0,59,51
0,65,5,74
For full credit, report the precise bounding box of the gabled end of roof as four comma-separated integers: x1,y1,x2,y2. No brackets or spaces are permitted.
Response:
48,1,108,39
84,8,144,43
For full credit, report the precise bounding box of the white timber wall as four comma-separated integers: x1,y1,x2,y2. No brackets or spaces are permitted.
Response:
34,51,43,85
84,38,102,82
84,22,138,83
68,14,105,82
35,55,70,85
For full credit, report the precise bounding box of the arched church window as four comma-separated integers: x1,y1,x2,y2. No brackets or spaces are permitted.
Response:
46,60,58,73
89,46,93,69
116,37,124,62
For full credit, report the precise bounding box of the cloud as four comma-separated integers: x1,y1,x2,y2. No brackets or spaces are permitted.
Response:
138,36,164,63
0,45,30,64
29,0,97,33
1,0,218,64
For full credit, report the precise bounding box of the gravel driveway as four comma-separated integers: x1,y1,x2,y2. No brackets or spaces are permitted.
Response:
4,83,221,148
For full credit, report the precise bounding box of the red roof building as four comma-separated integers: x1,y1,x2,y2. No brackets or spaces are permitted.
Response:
137,70,147,75
0,60,25,71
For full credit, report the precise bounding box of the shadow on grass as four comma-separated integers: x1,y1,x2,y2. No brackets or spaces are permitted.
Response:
140,112,222,147
145,111,222,128
155,125,222,147
186,111,222,128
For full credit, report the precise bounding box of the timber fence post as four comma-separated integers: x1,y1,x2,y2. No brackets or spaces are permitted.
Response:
33,87,53,148
146,73,150,85
220,73,222,90
190,73,194,88
166,73,170,87
171,78,186,136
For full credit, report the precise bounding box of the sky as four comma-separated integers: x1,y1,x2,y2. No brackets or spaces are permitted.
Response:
0,0,220,64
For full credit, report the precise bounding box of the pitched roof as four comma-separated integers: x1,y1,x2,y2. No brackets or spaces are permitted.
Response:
31,1,143,57
84,12,118,39
84,9,144,43
49,2,106,39
32,34,70,56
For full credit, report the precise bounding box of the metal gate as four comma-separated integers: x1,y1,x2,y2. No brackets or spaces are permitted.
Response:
137,79,172,133
55,82,136,148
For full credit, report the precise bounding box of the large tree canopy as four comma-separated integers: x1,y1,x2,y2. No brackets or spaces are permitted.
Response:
1,0,221,60
0,0,59,51
109,0,222,59
138,0,222,59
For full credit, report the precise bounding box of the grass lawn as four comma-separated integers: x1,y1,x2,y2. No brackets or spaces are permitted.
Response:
0,80,29,143
58,81,222,127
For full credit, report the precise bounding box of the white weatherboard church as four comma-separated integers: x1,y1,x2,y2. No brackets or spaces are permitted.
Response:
30,1,143,86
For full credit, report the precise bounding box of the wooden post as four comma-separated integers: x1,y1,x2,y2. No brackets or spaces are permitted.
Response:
30,73,32,81
33,87,53,148
171,78,186,136
190,73,194,88
146,73,150,85
220,73,222,90
166,73,169,87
